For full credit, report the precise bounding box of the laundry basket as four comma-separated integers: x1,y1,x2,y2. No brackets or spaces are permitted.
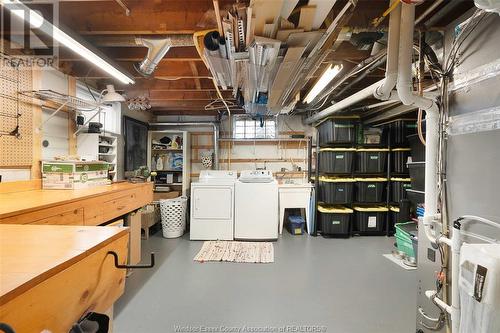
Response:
159,196,188,238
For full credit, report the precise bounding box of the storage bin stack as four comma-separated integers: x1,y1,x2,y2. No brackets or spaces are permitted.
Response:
352,147,389,236
385,119,417,233
406,133,425,206
315,116,358,237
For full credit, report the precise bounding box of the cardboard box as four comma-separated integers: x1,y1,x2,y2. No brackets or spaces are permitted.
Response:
153,191,180,201
42,161,109,190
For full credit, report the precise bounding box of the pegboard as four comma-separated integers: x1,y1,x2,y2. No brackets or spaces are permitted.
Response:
0,60,34,167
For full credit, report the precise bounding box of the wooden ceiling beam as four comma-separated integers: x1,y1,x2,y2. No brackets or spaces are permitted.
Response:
58,1,222,36
59,57,203,62
111,78,218,91
65,59,210,79
78,30,198,35
149,100,239,108
152,109,245,116
189,61,202,91
145,90,232,100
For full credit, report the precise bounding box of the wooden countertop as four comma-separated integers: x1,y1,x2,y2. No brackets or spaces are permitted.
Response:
0,182,152,219
0,224,128,305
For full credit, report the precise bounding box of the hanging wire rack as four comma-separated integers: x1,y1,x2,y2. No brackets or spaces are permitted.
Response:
18,89,104,135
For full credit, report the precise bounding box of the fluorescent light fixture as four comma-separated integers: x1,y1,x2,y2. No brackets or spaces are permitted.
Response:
1,0,135,85
303,64,343,104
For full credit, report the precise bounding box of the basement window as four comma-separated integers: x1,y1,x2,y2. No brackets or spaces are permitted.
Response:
233,117,276,139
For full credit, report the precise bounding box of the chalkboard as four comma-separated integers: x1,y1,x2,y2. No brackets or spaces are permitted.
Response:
123,116,148,172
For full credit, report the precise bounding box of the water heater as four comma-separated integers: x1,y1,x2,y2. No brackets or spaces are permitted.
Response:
459,244,500,333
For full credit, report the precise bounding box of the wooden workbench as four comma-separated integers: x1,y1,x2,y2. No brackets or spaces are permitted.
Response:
0,181,153,226
0,224,129,332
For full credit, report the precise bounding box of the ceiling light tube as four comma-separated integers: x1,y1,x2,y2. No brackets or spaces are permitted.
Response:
303,64,343,104
1,0,135,84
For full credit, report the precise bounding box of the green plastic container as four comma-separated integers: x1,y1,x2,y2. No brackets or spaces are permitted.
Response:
395,221,417,258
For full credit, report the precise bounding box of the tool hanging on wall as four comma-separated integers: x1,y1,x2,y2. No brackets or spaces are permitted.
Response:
0,54,22,139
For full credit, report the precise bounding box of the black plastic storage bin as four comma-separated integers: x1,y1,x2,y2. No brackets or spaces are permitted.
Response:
355,178,387,203
407,189,425,206
407,162,425,191
389,119,417,146
317,117,358,145
356,148,389,173
389,206,402,229
391,148,411,173
318,176,355,204
317,204,353,237
319,148,356,174
407,134,425,162
389,204,411,233
353,206,388,235
391,177,412,203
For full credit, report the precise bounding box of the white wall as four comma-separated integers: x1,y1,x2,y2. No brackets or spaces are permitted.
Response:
40,68,68,94
156,114,315,181
41,108,69,160
40,69,71,160
0,169,31,182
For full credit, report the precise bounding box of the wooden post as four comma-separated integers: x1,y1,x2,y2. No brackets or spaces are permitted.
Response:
68,76,77,155
125,209,142,266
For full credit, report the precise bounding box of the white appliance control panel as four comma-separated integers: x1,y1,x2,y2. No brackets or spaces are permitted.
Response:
199,170,237,182
238,170,274,183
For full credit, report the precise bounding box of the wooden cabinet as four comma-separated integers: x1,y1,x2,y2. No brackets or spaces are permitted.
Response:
0,225,129,332
0,182,153,226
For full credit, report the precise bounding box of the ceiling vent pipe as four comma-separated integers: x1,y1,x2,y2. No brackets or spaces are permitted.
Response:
134,35,194,77
374,0,401,100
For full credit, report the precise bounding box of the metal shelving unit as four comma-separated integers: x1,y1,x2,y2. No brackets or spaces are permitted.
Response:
310,120,402,238
19,90,102,135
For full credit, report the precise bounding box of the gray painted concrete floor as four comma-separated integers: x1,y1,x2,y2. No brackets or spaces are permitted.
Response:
115,232,416,333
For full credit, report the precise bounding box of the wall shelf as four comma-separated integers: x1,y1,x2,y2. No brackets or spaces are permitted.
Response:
148,130,191,197
77,133,119,181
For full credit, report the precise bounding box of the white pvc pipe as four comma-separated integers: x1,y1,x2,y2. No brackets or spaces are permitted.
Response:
451,226,461,333
304,0,401,124
374,0,401,100
428,214,500,333
397,2,440,246
396,3,440,114
460,215,500,230
426,290,452,314
394,3,455,331
304,80,383,124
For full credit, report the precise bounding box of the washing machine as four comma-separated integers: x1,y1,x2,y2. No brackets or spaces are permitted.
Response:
190,170,237,240
234,170,279,240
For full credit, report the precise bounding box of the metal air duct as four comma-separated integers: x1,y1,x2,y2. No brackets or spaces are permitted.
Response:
134,35,194,77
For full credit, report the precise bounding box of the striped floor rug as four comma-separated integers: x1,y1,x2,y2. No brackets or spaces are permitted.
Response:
193,241,274,263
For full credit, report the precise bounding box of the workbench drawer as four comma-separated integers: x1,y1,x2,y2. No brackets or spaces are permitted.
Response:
29,208,84,226
101,191,138,221
0,206,84,226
